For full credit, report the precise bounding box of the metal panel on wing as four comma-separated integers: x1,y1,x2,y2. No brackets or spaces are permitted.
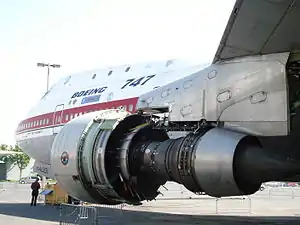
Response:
213,0,300,63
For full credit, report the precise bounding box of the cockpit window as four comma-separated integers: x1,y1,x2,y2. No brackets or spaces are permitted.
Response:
64,76,71,85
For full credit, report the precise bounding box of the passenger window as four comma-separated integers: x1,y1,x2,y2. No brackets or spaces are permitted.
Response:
40,120,42,125
65,114,69,121
70,114,73,119
43,119,46,125
46,118,49,125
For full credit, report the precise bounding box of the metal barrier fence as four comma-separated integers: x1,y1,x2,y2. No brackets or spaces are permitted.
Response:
252,186,300,199
57,186,300,224
59,203,125,225
156,185,300,201
59,203,97,225
215,196,251,215
94,203,125,224
1,181,299,222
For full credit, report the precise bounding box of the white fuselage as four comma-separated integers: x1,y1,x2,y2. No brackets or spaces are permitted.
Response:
15,60,208,173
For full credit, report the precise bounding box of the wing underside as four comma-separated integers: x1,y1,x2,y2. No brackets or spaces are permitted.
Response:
213,0,300,63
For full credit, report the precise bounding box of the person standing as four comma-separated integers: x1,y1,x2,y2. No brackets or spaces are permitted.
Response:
30,178,41,206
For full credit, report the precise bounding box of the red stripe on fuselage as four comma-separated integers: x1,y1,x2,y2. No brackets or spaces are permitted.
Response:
16,97,139,134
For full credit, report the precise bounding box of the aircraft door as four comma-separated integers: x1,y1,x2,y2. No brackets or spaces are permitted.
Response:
53,104,64,134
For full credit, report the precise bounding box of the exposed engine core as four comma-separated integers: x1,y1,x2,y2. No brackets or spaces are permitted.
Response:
50,109,300,205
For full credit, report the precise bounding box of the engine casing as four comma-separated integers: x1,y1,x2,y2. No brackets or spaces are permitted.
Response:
51,108,299,205
50,109,168,204
50,109,132,204
192,128,259,197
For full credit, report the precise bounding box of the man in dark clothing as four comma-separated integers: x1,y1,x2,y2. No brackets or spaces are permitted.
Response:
30,178,41,206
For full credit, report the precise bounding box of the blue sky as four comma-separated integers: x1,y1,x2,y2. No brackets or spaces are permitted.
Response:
0,0,235,144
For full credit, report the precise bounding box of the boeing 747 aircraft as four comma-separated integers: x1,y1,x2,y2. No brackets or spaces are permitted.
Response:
15,0,300,205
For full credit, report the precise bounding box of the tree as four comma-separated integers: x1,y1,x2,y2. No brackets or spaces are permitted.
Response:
0,144,30,179
0,144,8,151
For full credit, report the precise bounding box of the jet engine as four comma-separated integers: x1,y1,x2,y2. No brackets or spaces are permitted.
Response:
50,109,300,205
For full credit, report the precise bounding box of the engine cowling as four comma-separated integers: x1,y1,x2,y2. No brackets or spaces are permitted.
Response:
50,109,169,204
51,109,300,205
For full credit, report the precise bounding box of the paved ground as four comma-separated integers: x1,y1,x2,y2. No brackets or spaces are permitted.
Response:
1,182,300,224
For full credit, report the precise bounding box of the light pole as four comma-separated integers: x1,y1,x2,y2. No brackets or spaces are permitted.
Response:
37,62,61,92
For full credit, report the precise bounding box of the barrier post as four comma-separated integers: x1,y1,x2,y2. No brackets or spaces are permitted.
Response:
215,198,219,214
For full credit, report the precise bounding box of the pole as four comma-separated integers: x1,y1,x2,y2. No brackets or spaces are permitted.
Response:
37,62,61,93
42,176,46,189
47,65,50,92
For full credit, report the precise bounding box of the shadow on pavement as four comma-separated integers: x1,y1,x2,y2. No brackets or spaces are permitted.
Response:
0,202,300,224
0,203,60,222
105,209,300,225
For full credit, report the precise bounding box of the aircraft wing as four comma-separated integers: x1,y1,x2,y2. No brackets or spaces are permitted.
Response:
213,0,300,63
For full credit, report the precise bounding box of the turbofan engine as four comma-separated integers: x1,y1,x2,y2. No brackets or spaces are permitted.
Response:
50,109,300,205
